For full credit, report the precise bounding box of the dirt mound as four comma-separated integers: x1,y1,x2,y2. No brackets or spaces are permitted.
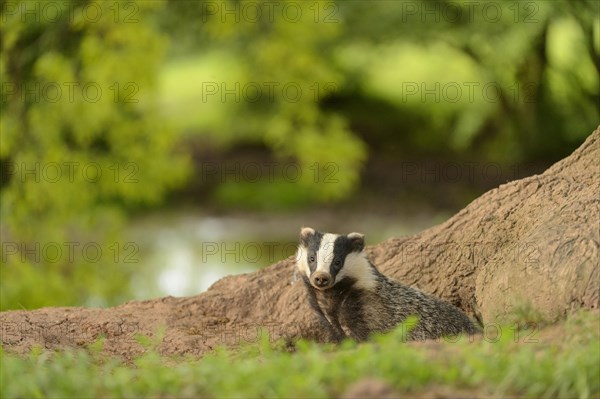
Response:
1,127,598,358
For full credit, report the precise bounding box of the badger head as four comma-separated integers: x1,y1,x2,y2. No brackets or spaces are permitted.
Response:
296,227,375,291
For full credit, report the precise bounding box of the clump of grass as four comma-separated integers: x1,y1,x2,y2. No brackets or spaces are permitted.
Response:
504,299,551,330
1,311,598,398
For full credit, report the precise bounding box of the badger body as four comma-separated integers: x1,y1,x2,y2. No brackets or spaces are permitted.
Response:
296,227,478,342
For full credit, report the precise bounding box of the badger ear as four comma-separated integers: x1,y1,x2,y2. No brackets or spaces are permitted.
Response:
347,232,365,252
300,227,315,246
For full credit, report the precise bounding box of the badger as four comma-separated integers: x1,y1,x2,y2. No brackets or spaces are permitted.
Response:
296,227,478,342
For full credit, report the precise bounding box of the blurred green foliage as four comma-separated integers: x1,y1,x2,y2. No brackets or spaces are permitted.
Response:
0,0,189,310
163,1,367,203
161,0,598,162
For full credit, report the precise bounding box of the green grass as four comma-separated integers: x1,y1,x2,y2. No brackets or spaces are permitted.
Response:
1,311,598,398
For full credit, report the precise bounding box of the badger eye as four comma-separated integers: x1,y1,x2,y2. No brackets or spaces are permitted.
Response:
309,256,315,263
334,259,342,268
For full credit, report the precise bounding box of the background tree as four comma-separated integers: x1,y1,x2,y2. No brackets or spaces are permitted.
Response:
0,0,189,310
162,0,598,160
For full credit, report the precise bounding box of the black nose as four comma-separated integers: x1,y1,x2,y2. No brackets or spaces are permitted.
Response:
312,272,331,288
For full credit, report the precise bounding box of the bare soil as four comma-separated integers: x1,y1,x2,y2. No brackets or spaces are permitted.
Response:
1,127,598,360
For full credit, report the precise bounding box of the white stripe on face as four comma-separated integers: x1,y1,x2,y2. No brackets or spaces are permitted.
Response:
315,233,337,274
296,245,310,278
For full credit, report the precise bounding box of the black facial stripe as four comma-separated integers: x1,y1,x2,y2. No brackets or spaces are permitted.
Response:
329,235,355,278
306,231,323,273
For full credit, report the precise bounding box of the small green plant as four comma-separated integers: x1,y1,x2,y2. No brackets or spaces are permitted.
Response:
1,312,598,398
505,299,550,330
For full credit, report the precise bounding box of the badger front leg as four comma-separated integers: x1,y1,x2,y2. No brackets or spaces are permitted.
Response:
304,283,344,342
315,309,345,343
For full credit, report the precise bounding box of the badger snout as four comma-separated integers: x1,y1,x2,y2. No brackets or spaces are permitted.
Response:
311,272,333,289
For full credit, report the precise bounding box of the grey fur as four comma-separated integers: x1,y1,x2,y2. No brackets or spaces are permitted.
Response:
297,228,478,342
